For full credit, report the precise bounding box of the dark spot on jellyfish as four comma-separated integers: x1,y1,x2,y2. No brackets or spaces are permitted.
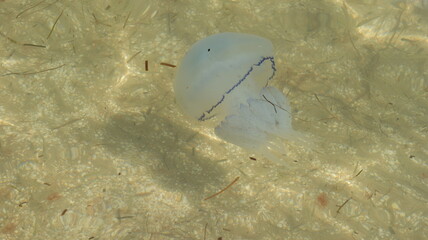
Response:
208,48,210,52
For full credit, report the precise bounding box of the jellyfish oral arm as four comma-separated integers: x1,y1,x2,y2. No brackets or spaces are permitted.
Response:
215,86,298,163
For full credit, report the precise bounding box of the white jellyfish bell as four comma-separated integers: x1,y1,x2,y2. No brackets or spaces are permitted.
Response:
174,32,308,164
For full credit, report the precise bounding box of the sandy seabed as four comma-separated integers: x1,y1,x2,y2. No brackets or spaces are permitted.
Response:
0,0,427,239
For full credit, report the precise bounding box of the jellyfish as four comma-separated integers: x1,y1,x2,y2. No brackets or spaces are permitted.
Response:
174,32,305,164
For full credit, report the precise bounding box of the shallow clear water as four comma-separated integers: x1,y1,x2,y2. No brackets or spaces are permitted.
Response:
0,0,427,239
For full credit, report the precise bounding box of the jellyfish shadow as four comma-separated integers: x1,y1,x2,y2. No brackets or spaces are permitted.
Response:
102,110,227,203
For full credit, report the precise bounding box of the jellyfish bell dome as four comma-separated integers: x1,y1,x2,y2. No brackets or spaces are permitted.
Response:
174,32,276,124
